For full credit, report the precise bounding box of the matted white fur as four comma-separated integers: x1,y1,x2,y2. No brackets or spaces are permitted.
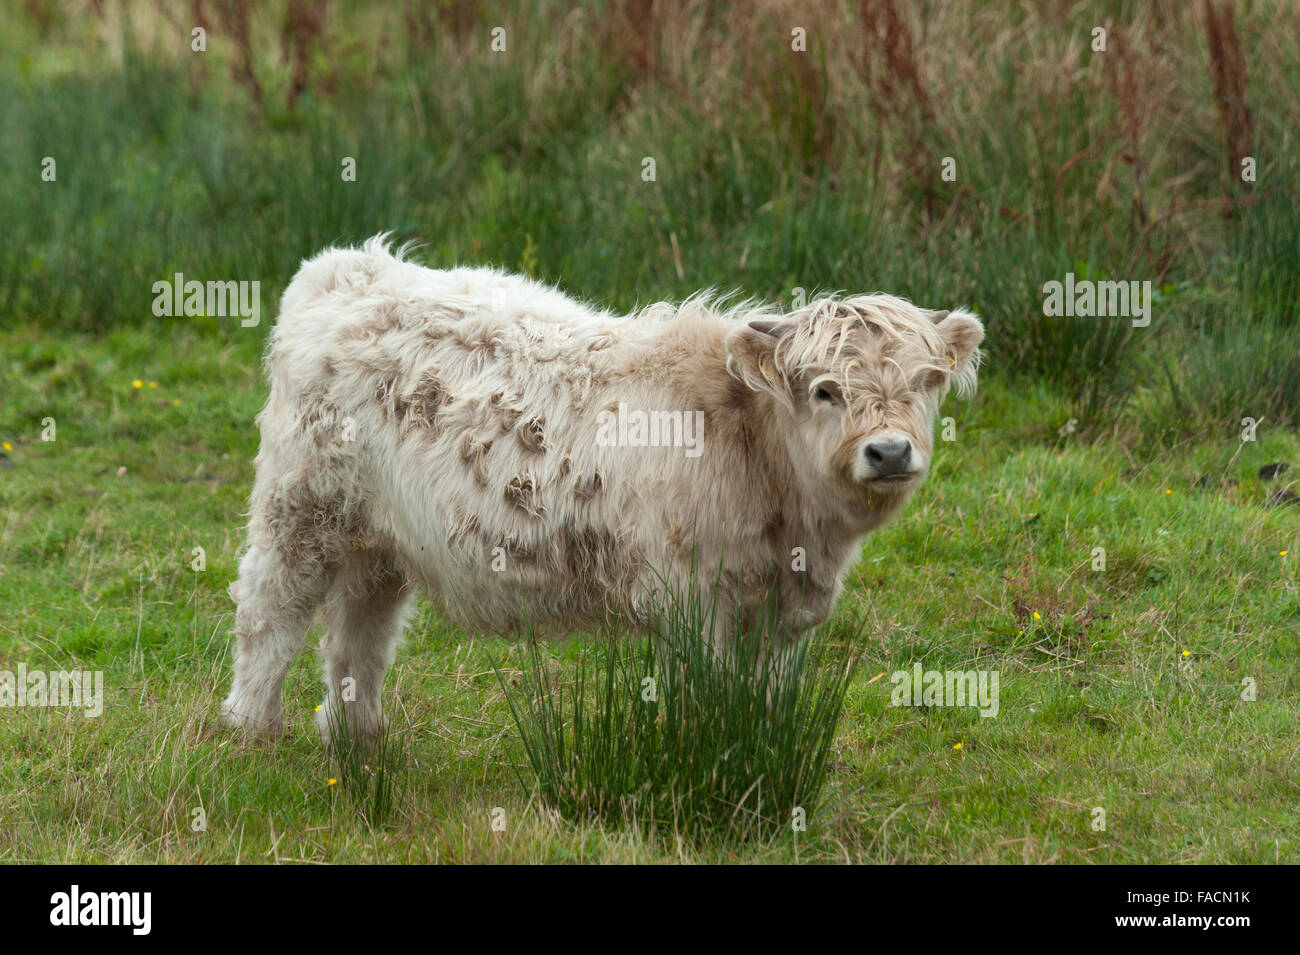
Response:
222,236,984,744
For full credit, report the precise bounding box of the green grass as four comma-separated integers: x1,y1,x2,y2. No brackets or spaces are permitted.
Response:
2,0,1299,863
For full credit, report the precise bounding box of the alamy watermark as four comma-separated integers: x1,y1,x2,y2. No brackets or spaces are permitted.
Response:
50,885,150,935
890,663,1000,718
595,403,705,458
0,664,103,717
152,272,261,327
1041,272,1151,327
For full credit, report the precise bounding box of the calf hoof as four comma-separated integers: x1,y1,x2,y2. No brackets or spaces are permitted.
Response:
221,697,285,739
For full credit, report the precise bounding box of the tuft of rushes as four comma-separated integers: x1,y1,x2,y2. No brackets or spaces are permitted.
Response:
496,585,857,843
323,701,406,830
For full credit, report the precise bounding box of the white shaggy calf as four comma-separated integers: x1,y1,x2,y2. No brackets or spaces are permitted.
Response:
223,237,983,745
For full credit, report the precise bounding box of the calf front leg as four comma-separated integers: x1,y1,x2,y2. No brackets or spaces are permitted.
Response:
224,541,337,736
316,551,411,753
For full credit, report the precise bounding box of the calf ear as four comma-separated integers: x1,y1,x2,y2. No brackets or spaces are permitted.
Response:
932,308,984,395
726,318,796,402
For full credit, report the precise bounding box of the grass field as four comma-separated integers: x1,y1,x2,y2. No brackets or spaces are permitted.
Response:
2,0,1298,863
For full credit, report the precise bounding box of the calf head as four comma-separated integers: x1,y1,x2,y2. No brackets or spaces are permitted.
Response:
726,294,984,522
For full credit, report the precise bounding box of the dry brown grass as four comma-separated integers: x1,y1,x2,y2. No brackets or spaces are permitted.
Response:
1203,0,1256,194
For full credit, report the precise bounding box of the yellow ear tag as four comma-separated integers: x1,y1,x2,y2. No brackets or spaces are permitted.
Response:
948,353,956,367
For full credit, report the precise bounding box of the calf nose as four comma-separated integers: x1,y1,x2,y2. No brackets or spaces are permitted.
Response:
865,439,912,476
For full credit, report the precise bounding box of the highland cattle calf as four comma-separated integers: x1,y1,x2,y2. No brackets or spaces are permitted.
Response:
222,237,984,745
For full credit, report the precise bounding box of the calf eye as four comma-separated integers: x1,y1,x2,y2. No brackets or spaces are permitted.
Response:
811,381,843,406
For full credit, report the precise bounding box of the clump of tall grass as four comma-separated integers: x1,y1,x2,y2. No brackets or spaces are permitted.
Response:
1152,193,1300,436
1159,315,1300,436
1235,194,1300,327
323,701,405,829
495,586,857,843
